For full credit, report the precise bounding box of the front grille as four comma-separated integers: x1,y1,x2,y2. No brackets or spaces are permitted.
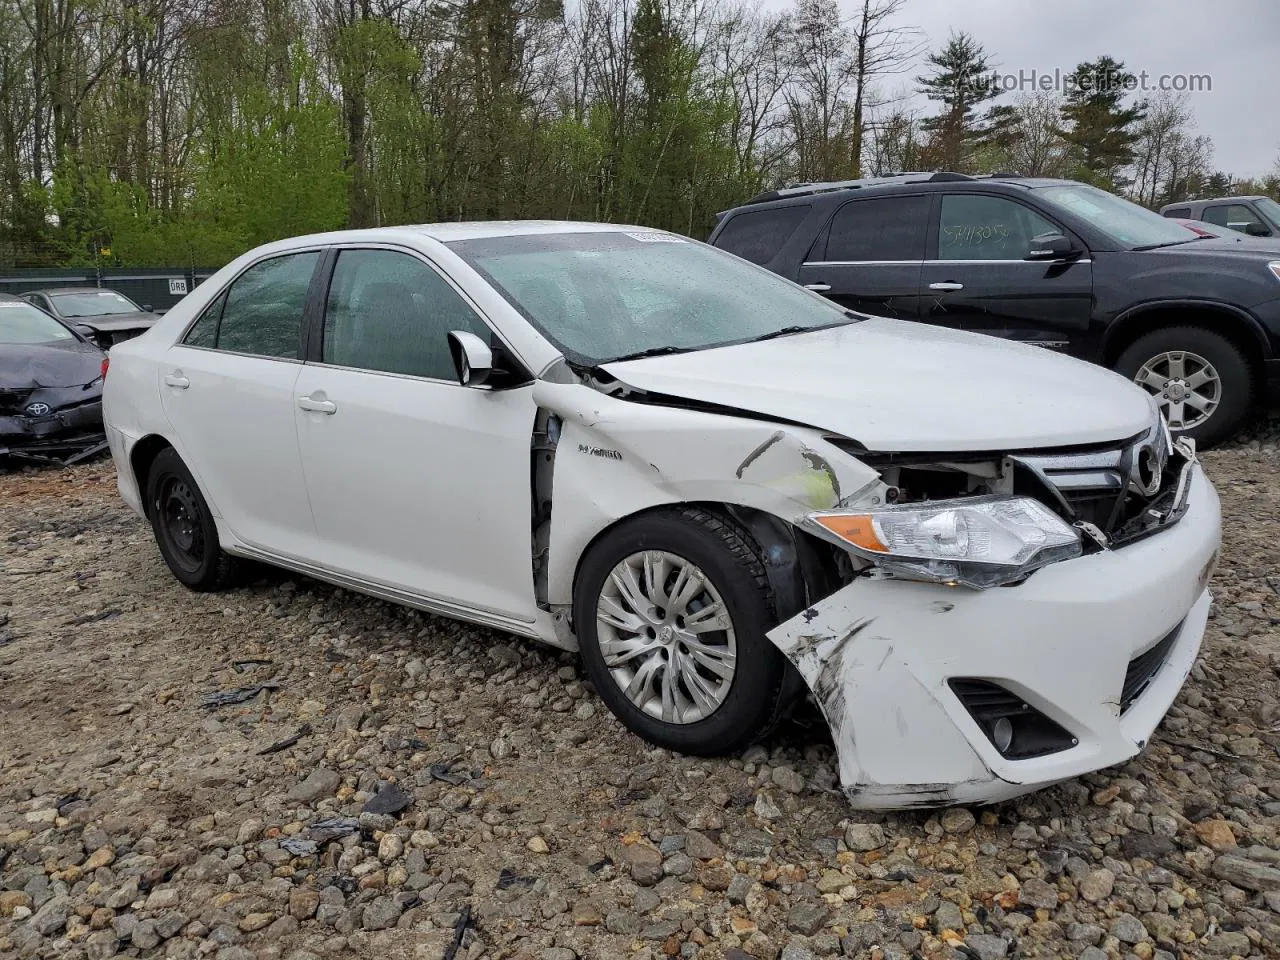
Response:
949,679,1077,759
0,389,35,416
1120,623,1181,713
1012,424,1178,546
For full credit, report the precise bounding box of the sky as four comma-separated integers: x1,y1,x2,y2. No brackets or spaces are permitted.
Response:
776,0,1280,179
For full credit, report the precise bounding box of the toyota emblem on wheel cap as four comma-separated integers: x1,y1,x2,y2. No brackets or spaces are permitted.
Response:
25,402,52,417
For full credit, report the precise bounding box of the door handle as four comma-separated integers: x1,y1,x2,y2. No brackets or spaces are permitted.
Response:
163,373,190,389
803,283,832,292
928,282,964,292
297,396,337,415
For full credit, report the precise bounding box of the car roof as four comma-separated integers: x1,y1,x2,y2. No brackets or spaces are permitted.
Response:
23,286,114,295
263,221,665,251
728,172,1074,212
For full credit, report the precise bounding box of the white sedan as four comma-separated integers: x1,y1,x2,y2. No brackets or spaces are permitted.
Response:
102,222,1221,808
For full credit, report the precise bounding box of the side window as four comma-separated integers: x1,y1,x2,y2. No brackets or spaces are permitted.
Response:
714,205,811,265
1163,207,1191,219
822,196,929,262
216,252,318,359
1203,203,1268,234
323,249,490,380
937,195,1059,260
182,292,225,348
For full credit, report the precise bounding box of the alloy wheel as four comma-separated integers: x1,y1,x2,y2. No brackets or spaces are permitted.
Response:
595,550,737,724
1133,350,1220,431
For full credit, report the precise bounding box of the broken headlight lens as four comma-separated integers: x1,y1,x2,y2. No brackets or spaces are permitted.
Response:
808,496,1082,589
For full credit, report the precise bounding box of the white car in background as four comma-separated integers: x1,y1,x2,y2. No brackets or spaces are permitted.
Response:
102,222,1221,808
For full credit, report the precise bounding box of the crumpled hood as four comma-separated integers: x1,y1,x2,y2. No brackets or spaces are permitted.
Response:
72,310,159,333
601,318,1154,451
0,340,105,389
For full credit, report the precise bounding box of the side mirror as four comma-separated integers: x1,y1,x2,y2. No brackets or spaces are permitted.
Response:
1025,232,1077,261
1244,222,1270,237
448,330,494,387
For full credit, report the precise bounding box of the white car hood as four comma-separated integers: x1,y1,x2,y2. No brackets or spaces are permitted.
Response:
601,318,1154,452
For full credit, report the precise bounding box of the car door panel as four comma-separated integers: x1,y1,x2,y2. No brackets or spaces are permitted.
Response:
795,194,929,320
295,368,537,619
158,251,320,556
920,194,1094,353
293,246,539,621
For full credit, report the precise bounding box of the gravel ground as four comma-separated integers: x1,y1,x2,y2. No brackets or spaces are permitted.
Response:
2,423,1279,960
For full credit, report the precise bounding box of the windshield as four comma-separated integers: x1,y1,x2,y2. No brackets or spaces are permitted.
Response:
449,232,854,364
51,290,140,317
0,300,76,344
1255,197,1280,226
1036,183,1198,249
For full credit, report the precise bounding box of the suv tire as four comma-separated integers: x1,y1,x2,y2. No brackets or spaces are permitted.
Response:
573,507,789,756
1115,326,1252,448
146,447,241,591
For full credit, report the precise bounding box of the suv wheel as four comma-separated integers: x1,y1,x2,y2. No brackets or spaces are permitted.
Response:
1115,326,1252,448
573,508,789,756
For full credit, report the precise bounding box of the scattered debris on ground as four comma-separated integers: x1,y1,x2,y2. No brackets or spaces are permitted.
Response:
1,423,1279,959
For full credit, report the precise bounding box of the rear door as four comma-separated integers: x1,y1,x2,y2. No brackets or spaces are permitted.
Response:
159,250,321,558
918,193,1094,353
795,194,928,320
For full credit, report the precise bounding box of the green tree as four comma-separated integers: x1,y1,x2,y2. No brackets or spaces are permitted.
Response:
1059,56,1145,190
915,30,1001,172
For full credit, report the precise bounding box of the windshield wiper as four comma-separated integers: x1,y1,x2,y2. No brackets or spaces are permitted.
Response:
746,317,861,344
603,345,695,363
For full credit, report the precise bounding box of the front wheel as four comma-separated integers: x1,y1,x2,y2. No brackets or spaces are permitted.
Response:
1115,326,1253,448
573,508,788,756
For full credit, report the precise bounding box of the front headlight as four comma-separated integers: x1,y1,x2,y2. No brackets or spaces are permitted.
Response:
808,496,1082,589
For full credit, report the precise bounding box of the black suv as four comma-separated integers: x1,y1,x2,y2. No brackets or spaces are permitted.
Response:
708,172,1280,446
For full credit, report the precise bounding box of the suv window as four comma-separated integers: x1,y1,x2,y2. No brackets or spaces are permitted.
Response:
1163,207,1191,219
1202,203,1268,234
210,252,318,358
820,196,929,262
715,206,811,265
937,195,1060,260
323,249,489,380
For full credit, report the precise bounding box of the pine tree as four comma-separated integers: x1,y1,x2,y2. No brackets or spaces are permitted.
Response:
915,31,1000,172
1059,56,1145,190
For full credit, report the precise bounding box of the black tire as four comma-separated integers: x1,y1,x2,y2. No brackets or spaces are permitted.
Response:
1114,326,1253,449
573,507,788,756
145,447,240,591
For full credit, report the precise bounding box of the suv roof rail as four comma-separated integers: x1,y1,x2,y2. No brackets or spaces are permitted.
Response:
740,170,1002,206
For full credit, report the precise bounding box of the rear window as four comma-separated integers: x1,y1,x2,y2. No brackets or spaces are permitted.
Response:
820,195,930,262
1163,207,1191,219
713,205,811,265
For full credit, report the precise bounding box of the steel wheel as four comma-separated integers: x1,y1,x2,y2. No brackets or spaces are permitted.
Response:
1133,349,1220,431
158,477,205,573
596,550,737,724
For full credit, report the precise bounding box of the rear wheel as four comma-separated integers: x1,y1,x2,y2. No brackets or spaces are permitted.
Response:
573,508,788,756
1115,326,1252,448
145,448,240,591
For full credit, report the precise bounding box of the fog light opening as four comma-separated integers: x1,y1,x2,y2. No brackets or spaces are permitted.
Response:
991,717,1014,753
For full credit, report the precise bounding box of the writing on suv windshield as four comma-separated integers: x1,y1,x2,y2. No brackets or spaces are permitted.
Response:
449,232,855,365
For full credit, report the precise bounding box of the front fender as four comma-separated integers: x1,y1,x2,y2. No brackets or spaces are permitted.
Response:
531,379,884,607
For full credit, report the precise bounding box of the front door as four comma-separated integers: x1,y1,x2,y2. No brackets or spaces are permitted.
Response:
159,250,320,557
795,194,930,320
293,246,538,623
919,193,1094,354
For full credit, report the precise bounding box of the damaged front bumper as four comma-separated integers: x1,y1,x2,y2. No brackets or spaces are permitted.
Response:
1,400,108,466
768,462,1221,809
